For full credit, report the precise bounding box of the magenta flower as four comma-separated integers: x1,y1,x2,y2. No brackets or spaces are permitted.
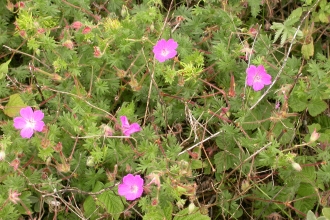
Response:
118,174,144,201
120,116,141,136
246,65,272,91
153,39,178,62
13,106,45,138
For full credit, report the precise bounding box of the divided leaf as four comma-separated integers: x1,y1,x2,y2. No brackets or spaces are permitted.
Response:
307,99,328,117
97,190,124,220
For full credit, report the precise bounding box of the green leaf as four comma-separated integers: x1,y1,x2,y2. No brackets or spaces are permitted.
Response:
306,210,317,220
191,159,207,169
3,94,27,117
271,22,284,43
322,207,330,219
0,59,11,79
83,196,97,220
289,97,307,112
97,190,124,220
307,99,327,116
173,207,211,220
248,0,261,18
144,211,167,220
164,202,173,220
296,197,318,218
297,183,315,197
84,181,104,219
214,148,240,172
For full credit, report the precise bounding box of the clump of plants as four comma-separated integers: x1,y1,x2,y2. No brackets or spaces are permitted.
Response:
0,0,330,219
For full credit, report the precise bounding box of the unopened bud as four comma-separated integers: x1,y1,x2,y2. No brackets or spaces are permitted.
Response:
71,21,83,30
8,189,21,204
86,156,95,167
82,26,92,34
93,46,102,58
52,73,63,82
121,5,128,18
0,150,5,161
176,199,186,209
150,24,155,33
292,162,302,172
45,156,51,166
147,173,161,189
57,163,70,173
10,158,20,171
62,40,74,50
188,202,196,214
151,198,158,206
310,128,320,143
241,179,250,192
6,1,14,12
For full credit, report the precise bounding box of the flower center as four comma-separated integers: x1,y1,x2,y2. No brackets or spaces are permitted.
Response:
26,119,36,129
130,184,138,193
161,49,169,56
253,73,261,82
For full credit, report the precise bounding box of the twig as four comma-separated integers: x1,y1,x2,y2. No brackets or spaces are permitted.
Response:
178,130,223,156
44,87,115,118
3,45,51,70
223,142,272,182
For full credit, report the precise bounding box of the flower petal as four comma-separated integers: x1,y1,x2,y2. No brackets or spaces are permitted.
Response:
166,39,178,50
125,192,139,200
152,40,164,54
252,82,265,91
122,174,135,185
118,183,131,196
246,72,255,86
13,117,27,129
261,72,272,85
154,54,167,63
123,123,141,136
256,65,266,74
134,187,143,199
134,175,144,184
34,121,45,132
20,127,34,138
165,50,177,60
20,106,34,120
33,110,44,121
120,116,130,128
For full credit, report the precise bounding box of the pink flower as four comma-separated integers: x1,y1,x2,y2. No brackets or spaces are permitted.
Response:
71,21,83,30
120,116,141,136
118,174,144,200
13,106,45,138
246,65,272,91
153,39,178,62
